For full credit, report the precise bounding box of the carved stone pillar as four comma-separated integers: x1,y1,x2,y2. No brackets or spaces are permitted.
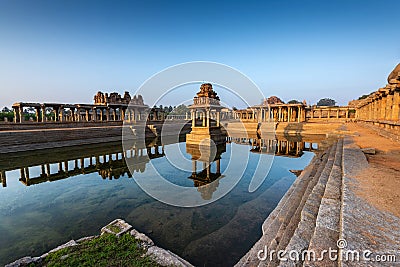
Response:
19,107,23,123
393,90,400,121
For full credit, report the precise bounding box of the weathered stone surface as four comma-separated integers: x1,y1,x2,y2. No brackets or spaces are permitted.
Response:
306,226,339,267
76,235,97,243
48,240,77,254
387,63,400,83
341,137,400,266
146,246,194,267
101,218,132,237
5,257,36,267
130,229,154,246
361,147,376,155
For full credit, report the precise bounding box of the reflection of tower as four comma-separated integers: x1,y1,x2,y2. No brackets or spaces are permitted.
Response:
186,143,226,200
186,83,226,146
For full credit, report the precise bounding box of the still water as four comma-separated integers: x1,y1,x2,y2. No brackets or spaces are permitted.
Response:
0,135,320,266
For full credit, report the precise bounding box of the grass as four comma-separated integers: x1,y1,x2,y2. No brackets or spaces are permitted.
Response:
106,224,122,234
31,233,160,267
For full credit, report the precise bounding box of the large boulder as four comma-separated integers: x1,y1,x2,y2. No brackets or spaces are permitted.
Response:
387,63,400,83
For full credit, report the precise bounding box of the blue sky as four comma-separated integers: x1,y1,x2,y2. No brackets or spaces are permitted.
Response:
0,0,399,108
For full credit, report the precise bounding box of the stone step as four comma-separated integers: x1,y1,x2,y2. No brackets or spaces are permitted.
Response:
266,142,337,267
303,139,343,267
271,143,338,266
235,150,327,267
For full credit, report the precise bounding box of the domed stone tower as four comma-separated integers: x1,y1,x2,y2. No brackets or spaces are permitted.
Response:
186,83,226,146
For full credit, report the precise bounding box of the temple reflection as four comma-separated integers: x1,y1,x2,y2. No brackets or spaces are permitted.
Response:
186,143,226,200
0,137,171,187
0,132,325,189
226,133,323,158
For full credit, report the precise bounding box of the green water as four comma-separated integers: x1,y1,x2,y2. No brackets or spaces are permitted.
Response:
0,137,317,266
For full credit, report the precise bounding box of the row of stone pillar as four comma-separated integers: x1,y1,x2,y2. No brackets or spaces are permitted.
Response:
234,106,307,123
12,106,147,123
191,159,221,179
309,108,350,119
191,109,221,128
357,89,400,121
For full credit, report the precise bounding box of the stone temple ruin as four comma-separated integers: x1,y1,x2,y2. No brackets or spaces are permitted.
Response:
12,91,148,123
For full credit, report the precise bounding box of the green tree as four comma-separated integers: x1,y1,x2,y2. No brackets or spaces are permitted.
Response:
317,98,336,106
357,92,374,100
170,104,189,115
287,99,301,104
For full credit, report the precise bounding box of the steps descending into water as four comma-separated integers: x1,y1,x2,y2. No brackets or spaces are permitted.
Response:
236,138,345,267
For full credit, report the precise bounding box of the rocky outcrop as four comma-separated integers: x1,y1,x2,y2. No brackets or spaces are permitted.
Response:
387,63,400,84
6,219,193,267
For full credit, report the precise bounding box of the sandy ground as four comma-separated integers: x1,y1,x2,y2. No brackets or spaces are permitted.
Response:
346,123,400,217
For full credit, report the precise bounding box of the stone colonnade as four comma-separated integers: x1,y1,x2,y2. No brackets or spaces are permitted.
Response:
190,107,221,128
355,85,400,122
234,104,356,122
234,104,306,123
307,106,353,120
11,102,149,123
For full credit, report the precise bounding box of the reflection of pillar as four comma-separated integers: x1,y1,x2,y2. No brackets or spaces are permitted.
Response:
1,170,6,187
216,111,220,127
216,159,221,174
206,163,210,179
46,163,51,176
58,162,63,173
192,160,197,175
40,164,46,177
20,168,25,180
80,158,85,171
64,161,69,173
24,167,30,179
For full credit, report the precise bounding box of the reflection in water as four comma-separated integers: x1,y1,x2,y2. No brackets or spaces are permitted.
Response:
0,136,321,189
0,138,169,188
186,143,226,200
0,134,325,266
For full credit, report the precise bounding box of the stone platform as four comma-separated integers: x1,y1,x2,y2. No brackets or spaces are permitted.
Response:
186,126,226,146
